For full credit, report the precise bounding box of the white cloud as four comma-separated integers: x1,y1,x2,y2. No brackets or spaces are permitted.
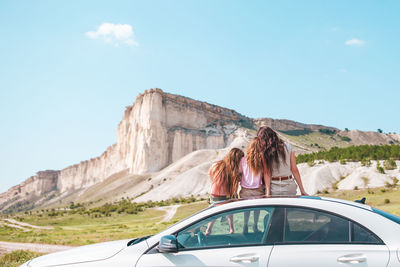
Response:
86,23,138,47
345,38,365,46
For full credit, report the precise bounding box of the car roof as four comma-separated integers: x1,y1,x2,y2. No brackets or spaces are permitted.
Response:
210,195,372,211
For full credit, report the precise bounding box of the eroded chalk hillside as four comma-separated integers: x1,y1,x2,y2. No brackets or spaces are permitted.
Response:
1,88,399,213
299,160,400,195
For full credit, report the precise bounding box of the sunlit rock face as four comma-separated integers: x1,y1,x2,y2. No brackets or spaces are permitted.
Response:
57,89,252,192
114,88,251,176
0,89,253,211
0,170,59,211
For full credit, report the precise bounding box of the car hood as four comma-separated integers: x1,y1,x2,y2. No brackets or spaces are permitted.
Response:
28,239,129,267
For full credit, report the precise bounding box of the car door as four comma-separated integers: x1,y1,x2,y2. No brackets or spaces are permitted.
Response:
136,206,275,267
267,207,390,267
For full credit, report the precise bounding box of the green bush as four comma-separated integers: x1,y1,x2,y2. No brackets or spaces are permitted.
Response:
307,160,316,167
319,129,337,135
383,159,397,170
338,135,351,142
361,158,372,167
384,199,390,204
376,161,385,174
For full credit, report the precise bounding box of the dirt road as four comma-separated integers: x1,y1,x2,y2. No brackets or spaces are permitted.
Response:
0,241,72,256
155,205,180,222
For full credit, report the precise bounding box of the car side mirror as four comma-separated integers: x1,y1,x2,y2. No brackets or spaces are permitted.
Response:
157,235,178,253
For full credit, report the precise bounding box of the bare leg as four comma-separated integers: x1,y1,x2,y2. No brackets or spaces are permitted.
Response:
227,214,234,234
253,210,260,232
243,211,250,234
205,220,216,235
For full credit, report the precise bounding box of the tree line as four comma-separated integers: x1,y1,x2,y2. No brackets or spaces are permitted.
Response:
296,145,400,163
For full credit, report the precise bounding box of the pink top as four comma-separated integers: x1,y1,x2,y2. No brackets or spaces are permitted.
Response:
209,164,229,196
240,157,263,189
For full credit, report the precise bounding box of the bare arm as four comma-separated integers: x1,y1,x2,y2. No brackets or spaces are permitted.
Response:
261,153,271,196
290,152,308,196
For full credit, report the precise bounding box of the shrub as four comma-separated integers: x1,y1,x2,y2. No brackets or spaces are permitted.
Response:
361,158,372,167
319,129,337,135
376,161,385,174
383,159,397,170
385,181,394,188
353,186,358,190
340,158,346,165
307,160,316,167
338,135,351,142
384,199,390,204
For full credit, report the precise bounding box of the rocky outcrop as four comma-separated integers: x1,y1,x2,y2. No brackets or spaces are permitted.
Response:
0,170,58,211
0,89,254,212
53,89,254,193
254,118,338,132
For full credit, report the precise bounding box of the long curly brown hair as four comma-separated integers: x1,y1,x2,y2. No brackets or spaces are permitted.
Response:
209,148,244,197
257,126,286,172
246,137,264,175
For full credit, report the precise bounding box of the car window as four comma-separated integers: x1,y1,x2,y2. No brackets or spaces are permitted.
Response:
352,222,381,244
176,207,274,250
284,208,350,243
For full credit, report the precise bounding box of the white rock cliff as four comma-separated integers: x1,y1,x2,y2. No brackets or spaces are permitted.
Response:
1,89,399,212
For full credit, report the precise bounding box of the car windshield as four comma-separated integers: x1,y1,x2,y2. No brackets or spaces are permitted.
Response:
372,208,400,225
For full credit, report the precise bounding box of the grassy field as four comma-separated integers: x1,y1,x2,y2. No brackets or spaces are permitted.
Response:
318,186,400,216
0,250,43,267
280,131,351,151
0,201,209,246
0,187,399,248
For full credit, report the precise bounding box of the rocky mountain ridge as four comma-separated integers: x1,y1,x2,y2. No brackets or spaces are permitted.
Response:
1,88,399,213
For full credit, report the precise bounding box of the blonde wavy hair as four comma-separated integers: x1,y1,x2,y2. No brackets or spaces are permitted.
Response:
209,148,244,197
246,137,264,175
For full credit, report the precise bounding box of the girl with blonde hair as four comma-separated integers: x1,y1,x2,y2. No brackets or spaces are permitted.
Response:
206,148,244,235
239,137,268,233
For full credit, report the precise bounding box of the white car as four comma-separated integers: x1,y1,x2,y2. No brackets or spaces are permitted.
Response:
22,196,400,267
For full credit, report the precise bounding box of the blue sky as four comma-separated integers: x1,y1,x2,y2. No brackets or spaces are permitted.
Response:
1,0,399,193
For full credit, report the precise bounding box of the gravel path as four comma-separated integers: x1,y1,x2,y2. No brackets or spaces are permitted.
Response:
0,241,73,256
2,219,54,230
0,222,31,232
155,205,180,222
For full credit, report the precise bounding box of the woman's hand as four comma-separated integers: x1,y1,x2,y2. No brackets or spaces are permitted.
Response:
300,190,309,196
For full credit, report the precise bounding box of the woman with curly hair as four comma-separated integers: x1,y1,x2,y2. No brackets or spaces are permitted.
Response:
206,148,244,235
257,126,308,196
